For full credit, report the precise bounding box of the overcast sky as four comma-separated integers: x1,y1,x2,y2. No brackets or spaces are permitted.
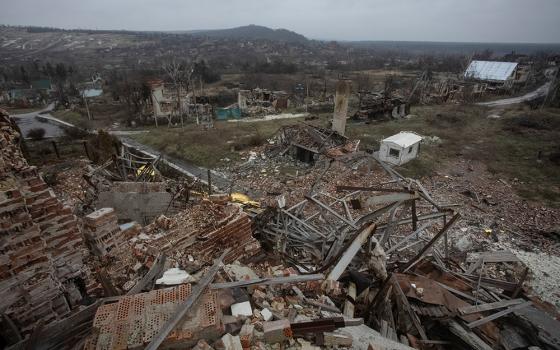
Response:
1,0,559,43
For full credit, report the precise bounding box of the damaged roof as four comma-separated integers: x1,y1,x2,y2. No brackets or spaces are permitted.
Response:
382,132,422,148
464,60,518,82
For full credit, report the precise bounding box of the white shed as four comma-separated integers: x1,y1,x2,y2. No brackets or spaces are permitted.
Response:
379,132,423,166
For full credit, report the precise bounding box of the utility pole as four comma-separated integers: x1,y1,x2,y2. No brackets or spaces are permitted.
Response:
83,91,92,120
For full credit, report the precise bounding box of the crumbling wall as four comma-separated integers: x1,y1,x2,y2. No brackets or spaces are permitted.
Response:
0,111,86,338
96,182,180,224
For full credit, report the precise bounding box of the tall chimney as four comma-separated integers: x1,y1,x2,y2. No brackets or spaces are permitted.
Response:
332,80,351,135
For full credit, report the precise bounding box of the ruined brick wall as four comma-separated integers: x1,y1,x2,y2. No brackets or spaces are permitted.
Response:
0,112,86,338
194,212,261,264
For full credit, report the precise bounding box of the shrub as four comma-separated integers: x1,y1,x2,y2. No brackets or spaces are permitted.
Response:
27,128,46,140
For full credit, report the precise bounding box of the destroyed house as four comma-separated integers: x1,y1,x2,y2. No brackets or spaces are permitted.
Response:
379,132,422,166
464,60,518,83
274,125,356,163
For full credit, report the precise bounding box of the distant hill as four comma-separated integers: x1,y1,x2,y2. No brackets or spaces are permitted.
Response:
185,25,308,43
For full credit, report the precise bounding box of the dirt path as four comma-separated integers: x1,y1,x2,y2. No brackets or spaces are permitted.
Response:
477,82,550,107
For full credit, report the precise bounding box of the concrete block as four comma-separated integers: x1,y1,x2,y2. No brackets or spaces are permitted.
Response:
263,319,292,344
231,301,253,317
221,334,243,350
261,308,273,321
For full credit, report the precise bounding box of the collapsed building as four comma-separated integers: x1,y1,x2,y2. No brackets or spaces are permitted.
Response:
238,88,292,116
353,91,409,120
463,60,533,94
0,111,87,342
270,124,359,164
147,79,212,122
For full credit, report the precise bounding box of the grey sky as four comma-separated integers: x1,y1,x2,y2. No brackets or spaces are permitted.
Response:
1,0,559,43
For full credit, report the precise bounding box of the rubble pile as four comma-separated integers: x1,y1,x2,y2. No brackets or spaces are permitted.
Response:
0,110,87,337
353,92,409,120
96,201,260,294
429,160,560,253
42,159,91,212
270,124,359,162
140,201,261,264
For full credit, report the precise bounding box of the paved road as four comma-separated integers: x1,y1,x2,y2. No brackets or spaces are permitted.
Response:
11,103,72,139
477,82,550,107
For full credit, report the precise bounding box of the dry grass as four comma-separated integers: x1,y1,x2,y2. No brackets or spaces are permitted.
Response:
131,117,313,168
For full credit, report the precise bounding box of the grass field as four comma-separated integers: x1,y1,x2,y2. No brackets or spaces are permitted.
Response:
130,104,560,205
131,117,317,168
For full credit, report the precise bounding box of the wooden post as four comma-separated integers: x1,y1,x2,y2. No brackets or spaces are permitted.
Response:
83,141,90,159
51,141,60,159
411,196,418,231
443,214,449,259
400,213,460,272
344,282,357,318
207,169,212,195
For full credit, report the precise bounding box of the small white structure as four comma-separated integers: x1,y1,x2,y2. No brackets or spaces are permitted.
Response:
379,132,422,166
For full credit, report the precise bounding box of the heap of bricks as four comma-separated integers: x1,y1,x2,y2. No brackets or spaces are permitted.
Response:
193,210,261,264
147,202,261,264
83,207,123,256
0,111,86,337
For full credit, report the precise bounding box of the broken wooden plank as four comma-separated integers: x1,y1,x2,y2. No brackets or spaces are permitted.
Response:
327,224,376,281
305,195,358,229
145,249,229,350
466,301,532,328
366,193,419,207
466,251,520,264
126,254,166,295
336,185,411,193
446,320,493,350
391,275,428,340
459,274,519,292
436,282,479,303
400,213,460,272
459,299,526,315
209,273,324,289
386,221,432,255
344,282,357,318
375,211,452,230
292,286,341,313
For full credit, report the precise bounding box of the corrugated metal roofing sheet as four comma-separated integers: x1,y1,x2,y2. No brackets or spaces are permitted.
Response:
464,60,518,82
382,132,422,148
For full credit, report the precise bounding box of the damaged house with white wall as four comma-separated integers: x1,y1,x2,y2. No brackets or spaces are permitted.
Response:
463,60,531,93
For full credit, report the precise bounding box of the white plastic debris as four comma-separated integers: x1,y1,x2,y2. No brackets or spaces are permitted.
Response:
155,268,194,285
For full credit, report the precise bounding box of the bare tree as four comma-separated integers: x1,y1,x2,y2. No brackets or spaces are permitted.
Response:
162,59,187,127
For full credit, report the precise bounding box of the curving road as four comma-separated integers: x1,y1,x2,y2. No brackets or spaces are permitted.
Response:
477,82,550,107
